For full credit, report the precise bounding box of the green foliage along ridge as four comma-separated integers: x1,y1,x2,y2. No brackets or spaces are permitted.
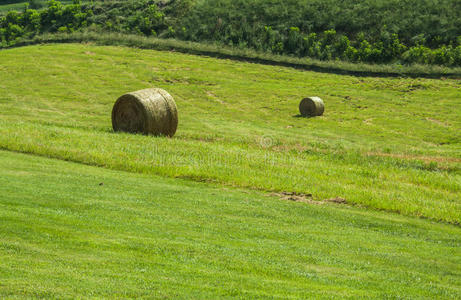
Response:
1,0,461,66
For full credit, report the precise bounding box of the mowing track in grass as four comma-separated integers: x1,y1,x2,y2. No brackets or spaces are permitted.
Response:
0,44,460,224
0,150,460,298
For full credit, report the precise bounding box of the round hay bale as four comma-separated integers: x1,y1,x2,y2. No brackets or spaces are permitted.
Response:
299,97,324,117
112,88,178,137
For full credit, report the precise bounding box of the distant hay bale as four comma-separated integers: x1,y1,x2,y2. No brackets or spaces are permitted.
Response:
299,97,324,117
112,88,178,137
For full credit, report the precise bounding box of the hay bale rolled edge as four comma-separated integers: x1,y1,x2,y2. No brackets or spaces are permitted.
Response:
299,96,324,117
112,88,178,137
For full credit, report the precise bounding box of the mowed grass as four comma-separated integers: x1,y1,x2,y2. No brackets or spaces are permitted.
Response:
0,150,460,298
0,44,460,223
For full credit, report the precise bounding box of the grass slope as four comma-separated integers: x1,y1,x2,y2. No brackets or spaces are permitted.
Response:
0,44,460,223
1,150,460,298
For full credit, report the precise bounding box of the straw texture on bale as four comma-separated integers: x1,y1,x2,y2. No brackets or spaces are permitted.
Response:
112,88,178,137
299,97,325,117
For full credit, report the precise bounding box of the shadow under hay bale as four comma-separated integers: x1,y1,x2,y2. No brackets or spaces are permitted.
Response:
299,97,324,117
112,88,178,137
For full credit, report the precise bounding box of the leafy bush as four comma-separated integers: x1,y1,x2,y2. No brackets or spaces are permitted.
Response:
0,0,460,67
28,0,44,10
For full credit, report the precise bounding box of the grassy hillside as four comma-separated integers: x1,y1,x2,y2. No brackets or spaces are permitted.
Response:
0,44,459,223
1,150,460,298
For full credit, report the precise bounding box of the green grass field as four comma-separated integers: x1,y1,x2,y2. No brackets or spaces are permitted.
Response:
0,43,460,297
0,44,460,223
1,150,460,298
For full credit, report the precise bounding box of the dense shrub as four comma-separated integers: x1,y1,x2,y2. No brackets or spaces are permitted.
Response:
1,0,460,66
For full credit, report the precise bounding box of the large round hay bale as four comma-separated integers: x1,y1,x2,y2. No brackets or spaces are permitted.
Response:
299,97,324,117
112,88,178,137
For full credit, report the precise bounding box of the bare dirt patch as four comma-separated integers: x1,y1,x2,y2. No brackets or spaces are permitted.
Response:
324,197,347,204
270,192,348,206
271,191,314,203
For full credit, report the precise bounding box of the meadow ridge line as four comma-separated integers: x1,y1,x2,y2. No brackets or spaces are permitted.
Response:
2,33,461,79
1,147,459,228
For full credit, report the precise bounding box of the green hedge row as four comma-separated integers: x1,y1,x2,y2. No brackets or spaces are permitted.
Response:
1,0,460,66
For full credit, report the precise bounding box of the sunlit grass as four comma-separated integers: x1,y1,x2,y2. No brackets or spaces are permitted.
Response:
0,44,460,223
1,150,460,298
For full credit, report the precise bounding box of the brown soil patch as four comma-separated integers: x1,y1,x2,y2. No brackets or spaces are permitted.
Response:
324,197,347,204
270,191,315,204
270,192,348,206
